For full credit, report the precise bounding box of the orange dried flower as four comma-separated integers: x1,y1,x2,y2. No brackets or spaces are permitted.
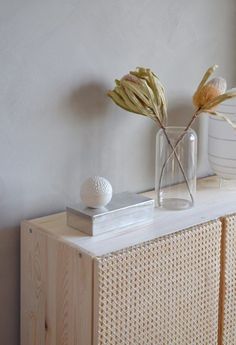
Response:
193,84,222,109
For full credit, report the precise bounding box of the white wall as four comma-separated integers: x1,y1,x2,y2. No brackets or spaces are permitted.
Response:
0,0,235,343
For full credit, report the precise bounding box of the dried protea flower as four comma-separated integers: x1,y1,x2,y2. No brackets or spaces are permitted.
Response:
193,81,226,109
192,65,236,128
193,65,226,109
107,67,167,126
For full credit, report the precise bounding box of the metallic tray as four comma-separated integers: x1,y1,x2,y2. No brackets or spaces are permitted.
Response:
66,192,154,236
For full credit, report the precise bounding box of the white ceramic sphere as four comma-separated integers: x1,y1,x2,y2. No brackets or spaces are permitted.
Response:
80,176,112,208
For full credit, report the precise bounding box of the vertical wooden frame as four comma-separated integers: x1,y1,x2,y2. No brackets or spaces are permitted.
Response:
21,222,47,345
21,221,93,345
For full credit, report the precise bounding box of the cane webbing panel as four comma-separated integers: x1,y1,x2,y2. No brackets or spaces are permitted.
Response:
223,214,236,345
95,220,221,345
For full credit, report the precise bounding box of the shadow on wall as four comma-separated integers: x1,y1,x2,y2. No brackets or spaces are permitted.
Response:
66,80,110,119
168,101,195,128
62,79,159,192
60,79,117,189
0,226,20,345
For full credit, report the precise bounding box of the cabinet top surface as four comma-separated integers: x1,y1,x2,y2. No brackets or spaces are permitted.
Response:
24,176,236,257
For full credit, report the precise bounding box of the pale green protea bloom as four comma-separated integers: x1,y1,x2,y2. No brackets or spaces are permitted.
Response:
107,67,167,126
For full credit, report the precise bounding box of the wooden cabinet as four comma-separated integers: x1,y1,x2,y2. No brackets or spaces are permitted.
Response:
21,177,236,345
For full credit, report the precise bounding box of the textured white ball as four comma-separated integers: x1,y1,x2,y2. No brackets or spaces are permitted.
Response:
80,176,112,208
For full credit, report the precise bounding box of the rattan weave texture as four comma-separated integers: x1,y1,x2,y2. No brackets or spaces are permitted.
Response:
95,220,221,345
223,214,236,345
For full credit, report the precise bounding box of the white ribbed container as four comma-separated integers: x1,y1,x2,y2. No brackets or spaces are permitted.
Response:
208,89,236,181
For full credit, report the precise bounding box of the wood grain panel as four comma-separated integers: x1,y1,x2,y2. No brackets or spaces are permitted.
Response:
21,222,93,345
21,222,47,345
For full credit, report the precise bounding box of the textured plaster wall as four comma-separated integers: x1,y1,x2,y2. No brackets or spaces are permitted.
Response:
0,0,236,343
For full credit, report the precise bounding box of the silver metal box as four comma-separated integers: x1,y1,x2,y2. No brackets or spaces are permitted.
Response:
66,192,154,236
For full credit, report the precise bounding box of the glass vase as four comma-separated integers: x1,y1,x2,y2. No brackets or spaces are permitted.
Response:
155,127,197,210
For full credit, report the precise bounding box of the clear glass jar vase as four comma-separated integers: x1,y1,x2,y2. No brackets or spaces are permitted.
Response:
155,127,197,210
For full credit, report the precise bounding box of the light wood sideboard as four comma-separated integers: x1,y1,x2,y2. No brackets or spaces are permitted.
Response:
21,176,236,345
